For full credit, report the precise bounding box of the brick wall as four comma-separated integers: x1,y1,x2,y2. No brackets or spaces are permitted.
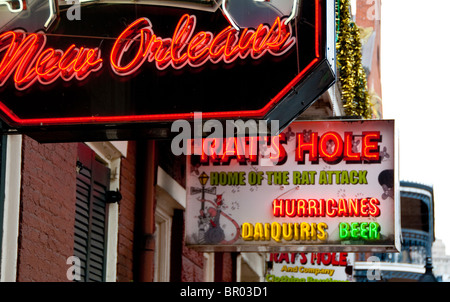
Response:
116,141,137,282
15,137,234,282
181,230,204,282
17,136,77,282
16,138,139,282
215,253,236,282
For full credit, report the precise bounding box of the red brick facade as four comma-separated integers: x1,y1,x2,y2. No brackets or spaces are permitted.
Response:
12,136,234,282
17,137,77,282
116,141,137,282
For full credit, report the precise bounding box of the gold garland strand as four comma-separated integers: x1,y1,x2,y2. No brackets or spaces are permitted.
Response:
336,0,372,118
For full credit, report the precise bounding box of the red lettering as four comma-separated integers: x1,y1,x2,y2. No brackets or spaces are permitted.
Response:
209,26,234,61
199,135,286,165
295,131,381,163
35,48,61,83
308,199,318,217
296,132,318,162
221,137,246,164
1,14,294,90
318,199,326,217
200,137,222,164
321,253,331,265
343,132,361,161
339,253,348,266
360,198,369,217
331,253,340,266
290,253,297,264
272,198,379,218
110,14,295,74
272,199,284,217
362,131,381,161
247,136,259,163
369,197,381,217
348,198,360,216
170,14,193,67
0,30,102,90
187,31,212,66
285,199,296,217
297,199,308,217
110,18,151,76
326,198,337,217
270,253,278,262
300,253,308,265
278,253,290,264
11,33,42,87
319,132,344,162
337,198,349,217
270,133,287,165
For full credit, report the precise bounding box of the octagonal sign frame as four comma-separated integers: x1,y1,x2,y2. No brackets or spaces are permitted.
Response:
0,0,336,142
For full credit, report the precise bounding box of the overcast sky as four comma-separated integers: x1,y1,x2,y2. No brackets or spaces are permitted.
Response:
381,0,450,250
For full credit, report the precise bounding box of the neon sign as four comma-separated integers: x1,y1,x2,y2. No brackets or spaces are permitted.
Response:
198,131,381,165
272,198,381,218
185,120,399,252
0,31,103,91
0,0,333,139
0,14,295,91
110,14,295,75
295,131,381,163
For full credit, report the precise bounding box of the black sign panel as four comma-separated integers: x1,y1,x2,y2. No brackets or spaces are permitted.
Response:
0,1,335,142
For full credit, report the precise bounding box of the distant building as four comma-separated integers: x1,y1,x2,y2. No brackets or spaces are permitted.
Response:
354,181,437,282
432,239,450,282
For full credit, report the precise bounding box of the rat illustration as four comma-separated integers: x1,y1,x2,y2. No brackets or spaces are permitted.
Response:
378,169,394,200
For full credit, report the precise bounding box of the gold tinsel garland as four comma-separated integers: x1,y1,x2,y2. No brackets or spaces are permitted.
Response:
336,0,372,118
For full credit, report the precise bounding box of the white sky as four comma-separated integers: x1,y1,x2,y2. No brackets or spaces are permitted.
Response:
381,0,450,251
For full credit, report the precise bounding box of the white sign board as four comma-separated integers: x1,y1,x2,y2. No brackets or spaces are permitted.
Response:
185,120,399,252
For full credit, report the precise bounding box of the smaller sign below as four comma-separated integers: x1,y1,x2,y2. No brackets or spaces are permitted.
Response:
266,252,355,282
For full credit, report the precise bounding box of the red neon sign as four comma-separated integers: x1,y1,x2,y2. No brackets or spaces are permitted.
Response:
0,31,103,91
272,198,381,218
0,0,324,127
0,14,295,90
296,131,381,163
110,14,295,75
199,134,287,165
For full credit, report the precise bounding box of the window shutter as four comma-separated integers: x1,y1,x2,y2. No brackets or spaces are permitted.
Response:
75,143,110,282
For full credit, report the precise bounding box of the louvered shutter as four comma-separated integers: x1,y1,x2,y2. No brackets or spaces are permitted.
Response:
75,143,110,282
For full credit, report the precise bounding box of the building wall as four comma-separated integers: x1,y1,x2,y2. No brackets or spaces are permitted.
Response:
10,134,235,282
157,141,205,282
17,137,77,282
354,0,383,118
432,239,450,281
116,141,137,282
181,240,204,282
355,0,382,98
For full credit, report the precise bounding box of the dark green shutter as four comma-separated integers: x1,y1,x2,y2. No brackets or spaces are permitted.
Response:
75,143,110,282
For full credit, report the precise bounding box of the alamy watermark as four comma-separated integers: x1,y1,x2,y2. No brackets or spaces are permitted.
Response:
171,112,283,166
366,0,381,21
66,0,81,21
66,256,81,281
366,256,381,281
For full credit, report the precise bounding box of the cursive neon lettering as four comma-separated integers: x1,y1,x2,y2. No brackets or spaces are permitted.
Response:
110,14,295,74
0,14,295,90
0,30,102,90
